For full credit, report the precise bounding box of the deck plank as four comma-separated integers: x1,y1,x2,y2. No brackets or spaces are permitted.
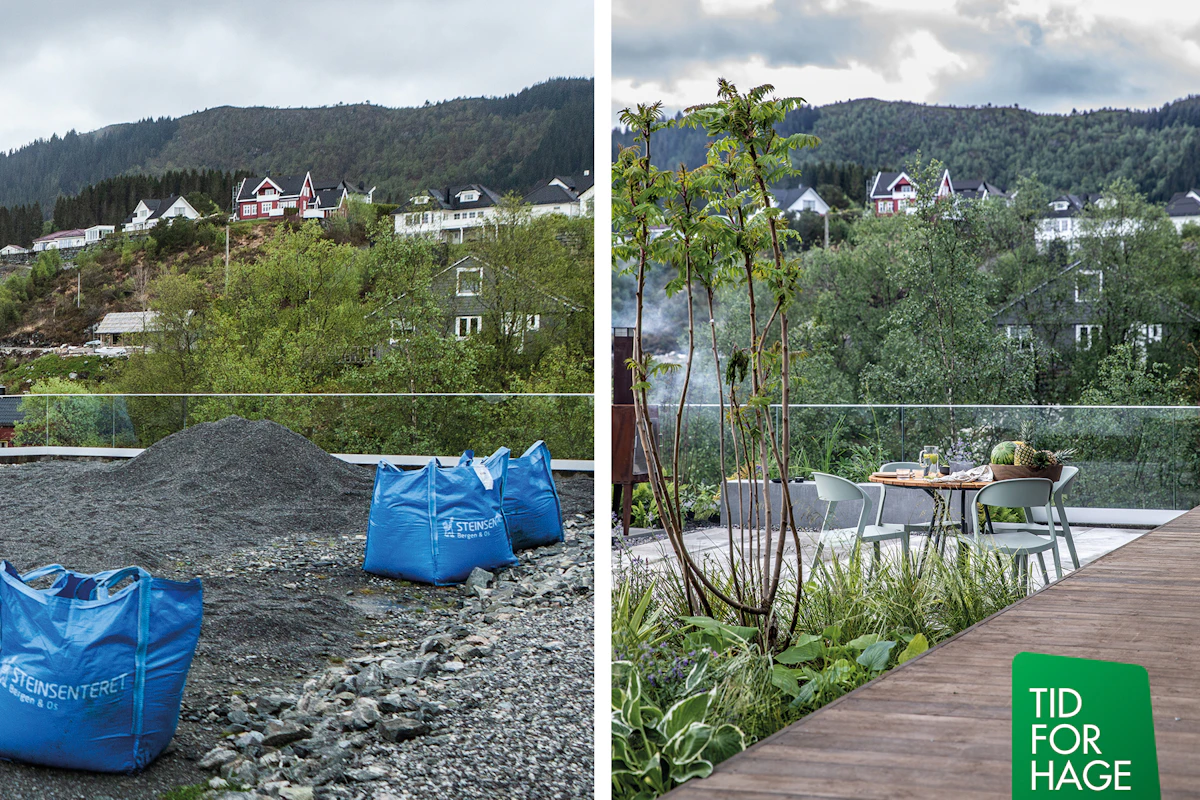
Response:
663,507,1200,799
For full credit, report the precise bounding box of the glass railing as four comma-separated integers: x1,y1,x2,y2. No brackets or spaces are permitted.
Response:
5,393,595,462
655,404,1200,511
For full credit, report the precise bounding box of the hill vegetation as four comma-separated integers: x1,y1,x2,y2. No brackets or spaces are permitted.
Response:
0,77,594,212
613,94,1200,200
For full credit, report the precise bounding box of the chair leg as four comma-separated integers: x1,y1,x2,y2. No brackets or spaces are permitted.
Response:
812,540,825,571
1051,539,1063,581
872,541,881,576
1037,552,1049,586
1059,506,1079,570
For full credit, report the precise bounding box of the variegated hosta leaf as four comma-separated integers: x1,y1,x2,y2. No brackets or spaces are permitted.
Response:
671,757,715,785
658,690,715,742
683,653,710,694
663,720,715,765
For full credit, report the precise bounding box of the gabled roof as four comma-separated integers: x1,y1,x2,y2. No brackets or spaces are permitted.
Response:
0,396,24,427
146,196,187,221
312,188,344,208
1046,193,1103,218
1166,190,1200,218
398,184,503,213
869,171,905,199
523,183,577,206
33,229,86,243
770,184,823,211
95,311,161,335
237,174,312,202
377,254,584,315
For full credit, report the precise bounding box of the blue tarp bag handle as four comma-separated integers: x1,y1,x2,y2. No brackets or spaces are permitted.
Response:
95,566,153,760
18,565,68,584
457,450,474,467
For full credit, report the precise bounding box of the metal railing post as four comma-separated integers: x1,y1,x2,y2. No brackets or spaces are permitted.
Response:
44,396,49,446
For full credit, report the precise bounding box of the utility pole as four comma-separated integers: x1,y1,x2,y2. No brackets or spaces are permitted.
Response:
225,223,230,294
823,211,829,249
76,269,81,308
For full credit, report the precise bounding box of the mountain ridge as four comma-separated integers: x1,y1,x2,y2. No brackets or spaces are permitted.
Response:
0,77,594,211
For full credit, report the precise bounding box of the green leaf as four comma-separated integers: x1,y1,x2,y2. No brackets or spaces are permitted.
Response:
658,690,714,742
663,721,714,765
670,757,715,785
856,640,897,672
775,633,824,664
684,654,710,694
770,664,801,698
846,633,882,652
702,723,747,765
897,633,930,664
822,624,843,645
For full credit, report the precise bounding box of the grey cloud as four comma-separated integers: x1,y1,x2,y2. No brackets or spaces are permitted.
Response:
0,0,592,151
614,0,1200,114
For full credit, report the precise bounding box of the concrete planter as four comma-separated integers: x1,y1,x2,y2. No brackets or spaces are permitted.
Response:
720,479,941,530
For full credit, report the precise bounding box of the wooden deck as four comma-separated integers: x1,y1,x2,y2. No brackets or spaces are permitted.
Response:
665,506,1200,799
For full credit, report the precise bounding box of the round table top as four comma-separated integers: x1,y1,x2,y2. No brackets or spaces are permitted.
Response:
868,471,991,490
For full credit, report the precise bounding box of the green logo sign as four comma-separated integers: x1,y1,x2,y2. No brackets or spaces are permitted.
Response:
1012,652,1160,797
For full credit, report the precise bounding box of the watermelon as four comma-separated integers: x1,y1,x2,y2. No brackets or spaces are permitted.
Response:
990,441,1017,465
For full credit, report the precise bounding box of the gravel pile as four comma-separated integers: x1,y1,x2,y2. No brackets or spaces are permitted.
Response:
0,418,594,800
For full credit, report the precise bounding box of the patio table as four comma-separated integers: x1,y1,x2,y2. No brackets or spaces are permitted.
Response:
869,470,994,570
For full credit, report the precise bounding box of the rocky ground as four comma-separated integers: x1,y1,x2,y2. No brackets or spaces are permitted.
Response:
0,418,595,800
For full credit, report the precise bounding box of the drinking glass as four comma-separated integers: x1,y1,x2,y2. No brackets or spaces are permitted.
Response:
921,446,939,477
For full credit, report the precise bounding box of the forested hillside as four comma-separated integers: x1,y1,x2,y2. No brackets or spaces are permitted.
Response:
613,94,1200,200
0,77,593,211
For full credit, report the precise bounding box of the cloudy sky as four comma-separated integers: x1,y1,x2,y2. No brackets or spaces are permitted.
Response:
614,0,1200,120
0,0,593,152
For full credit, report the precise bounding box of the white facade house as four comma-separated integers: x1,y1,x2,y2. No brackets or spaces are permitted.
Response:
1167,190,1200,233
0,245,29,256
1034,194,1101,249
394,184,502,243
32,225,113,251
770,184,830,216
122,196,202,233
523,173,595,218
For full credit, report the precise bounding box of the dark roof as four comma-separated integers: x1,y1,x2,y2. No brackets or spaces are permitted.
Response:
1045,194,1101,218
146,196,181,221
237,175,311,202
952,179,1007,200
122,198,163,225
313,188,344,208
869,171,905,199
0,395,25,427
523,183,577,206
1166,191,1200,218
407,184,502,212
771,184,823,211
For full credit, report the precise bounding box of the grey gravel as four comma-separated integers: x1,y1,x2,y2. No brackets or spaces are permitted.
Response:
0,417,594,799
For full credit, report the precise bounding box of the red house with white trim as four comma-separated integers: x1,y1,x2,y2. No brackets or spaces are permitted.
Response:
868,169,1005,216
233,174,375,221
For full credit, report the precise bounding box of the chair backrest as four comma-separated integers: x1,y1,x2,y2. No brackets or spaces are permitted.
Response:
812,472,867,503
977,478,1052,510
1054,465,1079,496
879,461,921,473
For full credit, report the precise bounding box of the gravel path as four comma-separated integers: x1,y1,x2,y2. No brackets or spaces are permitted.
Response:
0,418,594,800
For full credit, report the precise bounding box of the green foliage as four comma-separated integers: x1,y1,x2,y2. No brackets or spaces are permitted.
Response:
12,378,135,446
615,95,1200,202
1,79,594,212
612,660,747,800
1080,342,1190,405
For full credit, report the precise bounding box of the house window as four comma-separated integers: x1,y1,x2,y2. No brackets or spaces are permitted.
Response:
261,202,273,214
456,268,481,296
453,213,461,220
458,190,479,203
455,316,482,339
1141,323,1163,345
1006,324,1032,341
1075,270,1102,302
390,318,415,335
877,201,889,213
802,200,815,211
1075,324,1101,349
242,204,256,216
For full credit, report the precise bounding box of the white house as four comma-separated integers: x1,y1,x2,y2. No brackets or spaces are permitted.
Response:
1167,190,1200,233
32,225,114,251
523,172,595,218
394,184,502,243
122,196,202,233
0,245,29,256
769,184,830,216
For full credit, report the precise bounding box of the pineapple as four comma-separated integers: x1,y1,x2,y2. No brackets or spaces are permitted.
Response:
1014,442,1039,467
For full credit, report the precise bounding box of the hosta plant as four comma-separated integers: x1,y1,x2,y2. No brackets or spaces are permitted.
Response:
612,660,747,800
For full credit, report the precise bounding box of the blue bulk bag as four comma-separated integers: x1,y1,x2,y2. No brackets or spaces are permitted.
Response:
0,563,202,773
461,442,564,551
364,451,519,585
